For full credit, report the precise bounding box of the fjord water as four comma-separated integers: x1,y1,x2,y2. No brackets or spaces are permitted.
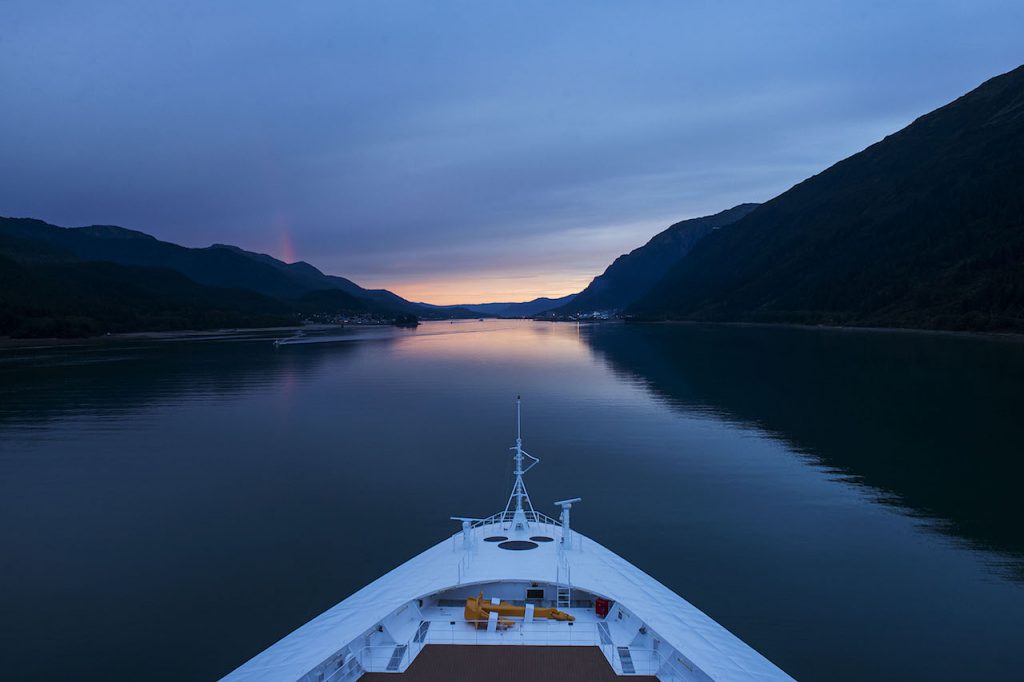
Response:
2,321,1023,681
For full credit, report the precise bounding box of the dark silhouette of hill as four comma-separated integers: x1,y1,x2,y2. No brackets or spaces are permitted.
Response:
0,251,295,337
632,65,1024,332
0,217,421,309
0,218,478,336
210,243,419,313
430,293,577,317
559,204,758,314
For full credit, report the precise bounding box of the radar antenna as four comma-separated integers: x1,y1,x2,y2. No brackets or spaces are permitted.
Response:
502,395,539,531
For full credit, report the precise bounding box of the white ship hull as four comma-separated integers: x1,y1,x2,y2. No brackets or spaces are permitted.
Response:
222,400,794,681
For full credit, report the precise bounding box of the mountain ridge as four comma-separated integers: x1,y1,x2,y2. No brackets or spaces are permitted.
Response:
558,204,759,314
426,294,577,317
0,217,421,308
0,216,477,336
630,64,1024,332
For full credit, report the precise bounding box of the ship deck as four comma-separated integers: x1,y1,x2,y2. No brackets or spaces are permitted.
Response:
360,645,658,681
222,520,794,680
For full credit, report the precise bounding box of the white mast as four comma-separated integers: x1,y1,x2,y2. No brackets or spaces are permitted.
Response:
503,395,539,531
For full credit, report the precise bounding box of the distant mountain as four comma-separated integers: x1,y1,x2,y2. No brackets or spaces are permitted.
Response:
433,294,577,317
0,217,427,312
0,245,295,338
211,243,421,314
558,204,758,314
0,217,475,336
631,65,1024,332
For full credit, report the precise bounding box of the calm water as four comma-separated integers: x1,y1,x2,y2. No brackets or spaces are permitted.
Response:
2,320,1023,681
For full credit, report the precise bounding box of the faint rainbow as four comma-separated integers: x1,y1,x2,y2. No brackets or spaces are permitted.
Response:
277,225,297,263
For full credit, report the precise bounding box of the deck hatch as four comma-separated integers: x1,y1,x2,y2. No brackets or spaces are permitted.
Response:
498,540,538,550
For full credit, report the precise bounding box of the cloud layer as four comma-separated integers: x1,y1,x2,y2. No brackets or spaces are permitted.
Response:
2,1,1022,303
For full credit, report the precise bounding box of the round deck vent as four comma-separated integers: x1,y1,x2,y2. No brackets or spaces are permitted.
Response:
529,536,554,542
498,540,538,551
483,536,508,542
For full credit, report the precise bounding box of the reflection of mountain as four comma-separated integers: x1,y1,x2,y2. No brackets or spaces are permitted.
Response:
583,323,1024,566
0,334,356,431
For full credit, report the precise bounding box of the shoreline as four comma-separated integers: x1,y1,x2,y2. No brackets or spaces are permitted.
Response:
634,318,1024,343
0,324,342,350
4,317,1023,350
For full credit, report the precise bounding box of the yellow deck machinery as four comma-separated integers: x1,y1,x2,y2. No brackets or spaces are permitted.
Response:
464,592,575,629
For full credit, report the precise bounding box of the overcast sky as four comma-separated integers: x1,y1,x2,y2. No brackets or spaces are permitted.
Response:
2,2,1022,303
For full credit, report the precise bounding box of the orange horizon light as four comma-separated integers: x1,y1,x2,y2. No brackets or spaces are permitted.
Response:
375,274,590,306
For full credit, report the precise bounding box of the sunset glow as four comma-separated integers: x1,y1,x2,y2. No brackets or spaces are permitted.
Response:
371,273,594,306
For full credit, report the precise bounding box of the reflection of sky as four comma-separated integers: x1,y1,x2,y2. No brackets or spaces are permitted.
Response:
3,322,1024,680
1,0,1021,304
273,320,591,363
391,320,589,363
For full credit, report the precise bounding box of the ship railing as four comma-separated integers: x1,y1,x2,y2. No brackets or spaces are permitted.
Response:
319,651,363,682
470,510,562,529
341,617,702,679
354,618,616,673
420,620,700,679
451,512,581,555
424,618,610,653
356,641,421,675
624,646,703,679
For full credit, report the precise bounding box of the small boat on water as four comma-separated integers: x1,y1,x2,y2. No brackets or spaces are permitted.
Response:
221,398,794,681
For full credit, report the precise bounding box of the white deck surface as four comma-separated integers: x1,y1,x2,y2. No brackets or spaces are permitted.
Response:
221,521,794,681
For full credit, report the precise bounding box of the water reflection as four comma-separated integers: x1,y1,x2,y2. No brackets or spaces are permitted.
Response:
582,322,1024,571
0,332,349,434
4,321,1021,572
3,320,1024,682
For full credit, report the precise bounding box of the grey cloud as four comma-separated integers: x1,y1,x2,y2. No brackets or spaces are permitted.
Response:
2,0,1022,301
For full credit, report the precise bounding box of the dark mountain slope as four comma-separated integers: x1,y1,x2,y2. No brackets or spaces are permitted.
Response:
632,65,1024,332
560,204,758,314
0,217,425,314
497,294,577,317
0,253,294,337
0,230,378,337
0,218,309,299
0,218,489,334
212,243,422,314
433,293,576,317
